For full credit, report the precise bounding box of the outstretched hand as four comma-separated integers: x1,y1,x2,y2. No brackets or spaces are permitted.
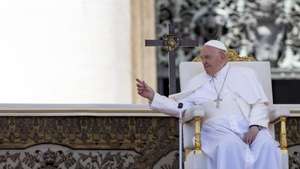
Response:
136,78,155,101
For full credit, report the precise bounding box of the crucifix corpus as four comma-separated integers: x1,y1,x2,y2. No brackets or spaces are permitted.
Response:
145,23,198,94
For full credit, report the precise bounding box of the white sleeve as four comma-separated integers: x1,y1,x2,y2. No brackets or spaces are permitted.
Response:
149,92,194,117
249,102,270,128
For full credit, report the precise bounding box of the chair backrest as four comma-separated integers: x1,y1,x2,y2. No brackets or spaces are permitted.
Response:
179,61,273,103
179,61,273,148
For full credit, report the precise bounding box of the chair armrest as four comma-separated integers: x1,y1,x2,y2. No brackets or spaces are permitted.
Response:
184,105,205,122
268,105,290,123
183,105,205,156
268,105,289,151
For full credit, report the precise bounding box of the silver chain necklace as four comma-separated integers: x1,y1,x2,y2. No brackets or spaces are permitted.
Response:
211,65,230,108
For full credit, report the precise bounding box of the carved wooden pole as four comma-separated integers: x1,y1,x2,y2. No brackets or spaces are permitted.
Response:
280,117,288,152
194,116,202,153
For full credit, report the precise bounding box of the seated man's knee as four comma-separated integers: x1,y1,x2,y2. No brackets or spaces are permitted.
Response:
260,139,279,151
217,137,244,153
252,132,279,150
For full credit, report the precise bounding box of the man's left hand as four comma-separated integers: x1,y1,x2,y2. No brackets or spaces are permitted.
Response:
243,126,260,144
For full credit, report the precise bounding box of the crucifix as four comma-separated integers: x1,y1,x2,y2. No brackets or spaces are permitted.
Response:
215,97,222,108
145,23,198,94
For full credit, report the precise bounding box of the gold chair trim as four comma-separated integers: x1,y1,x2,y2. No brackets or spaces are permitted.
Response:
193,49,256,62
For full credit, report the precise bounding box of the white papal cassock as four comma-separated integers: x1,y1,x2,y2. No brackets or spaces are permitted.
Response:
150,63,281,169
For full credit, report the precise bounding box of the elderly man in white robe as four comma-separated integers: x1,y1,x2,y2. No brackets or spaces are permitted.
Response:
136,40,281,169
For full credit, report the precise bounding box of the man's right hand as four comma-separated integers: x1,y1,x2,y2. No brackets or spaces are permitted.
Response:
136,78,155,101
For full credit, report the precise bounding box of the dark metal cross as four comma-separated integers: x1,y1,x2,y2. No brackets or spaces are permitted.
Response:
145,23,198,94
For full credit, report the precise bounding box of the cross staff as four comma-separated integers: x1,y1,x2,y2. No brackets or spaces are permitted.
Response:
145,23,198,169
145,23,198,94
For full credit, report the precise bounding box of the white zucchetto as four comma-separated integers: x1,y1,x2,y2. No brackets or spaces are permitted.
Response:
204,40,227,52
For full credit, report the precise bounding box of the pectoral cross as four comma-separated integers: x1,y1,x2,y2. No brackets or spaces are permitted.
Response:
214,96,222,108
145,23,198,94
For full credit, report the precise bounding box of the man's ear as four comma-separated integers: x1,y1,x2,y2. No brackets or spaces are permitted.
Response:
221,52,227,60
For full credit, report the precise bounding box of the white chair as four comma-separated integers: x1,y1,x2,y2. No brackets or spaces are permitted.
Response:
179,55,290,169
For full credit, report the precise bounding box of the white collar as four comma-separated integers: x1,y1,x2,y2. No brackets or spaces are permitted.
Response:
208,63,230,80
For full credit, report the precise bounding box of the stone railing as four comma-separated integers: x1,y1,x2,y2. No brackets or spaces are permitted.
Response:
0,104,298,169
